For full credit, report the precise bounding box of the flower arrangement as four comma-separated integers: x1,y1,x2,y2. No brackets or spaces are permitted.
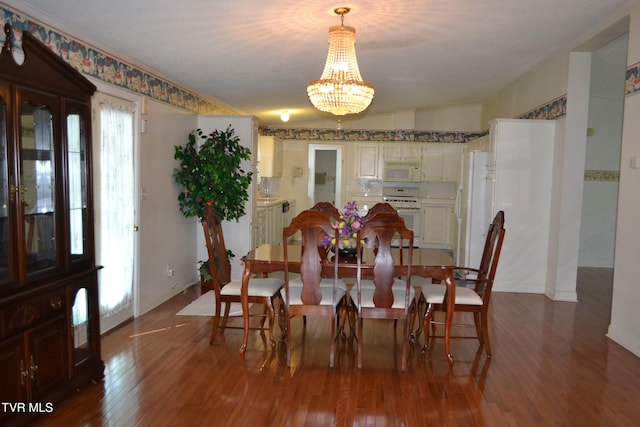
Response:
322,200,367,251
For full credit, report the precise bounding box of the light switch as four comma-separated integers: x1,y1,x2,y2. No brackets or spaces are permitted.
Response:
630,156,640,169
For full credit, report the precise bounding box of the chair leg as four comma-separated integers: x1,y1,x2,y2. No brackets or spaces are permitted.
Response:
421,303,434,353
277,294,286,338
285,306,292,368
329,311,336,368
481,310,491,357
221,302,231,329
210,296,222,345
259,303,267,329
401,316,409,372
473,312,483,345
414,295,425,344
357,315,363,369
265,296,276,348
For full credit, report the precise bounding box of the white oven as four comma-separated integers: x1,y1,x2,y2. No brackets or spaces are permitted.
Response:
395,208,422,242
382,185,422,244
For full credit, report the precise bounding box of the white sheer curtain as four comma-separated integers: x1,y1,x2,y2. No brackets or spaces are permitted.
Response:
96,100,135,317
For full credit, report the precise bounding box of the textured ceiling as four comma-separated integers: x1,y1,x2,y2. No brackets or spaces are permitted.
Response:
5,0,633,126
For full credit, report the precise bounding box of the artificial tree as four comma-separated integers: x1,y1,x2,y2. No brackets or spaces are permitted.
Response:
173,126,253,285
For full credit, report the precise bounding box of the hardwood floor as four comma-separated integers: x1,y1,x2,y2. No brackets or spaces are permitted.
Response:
30,268,640,426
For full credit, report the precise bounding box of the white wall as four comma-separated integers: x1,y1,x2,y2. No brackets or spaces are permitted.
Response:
579,34,627,267
610,1,640,358
415,104,484,131
482,53,570,124
137,98,197,315
278,140,312,211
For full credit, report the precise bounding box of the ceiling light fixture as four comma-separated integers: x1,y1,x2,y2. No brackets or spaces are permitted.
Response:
306,7,374,116
280,110,290,122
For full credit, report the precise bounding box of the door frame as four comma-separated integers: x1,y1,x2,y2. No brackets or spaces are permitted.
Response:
308,144,343,209
90,78,141,331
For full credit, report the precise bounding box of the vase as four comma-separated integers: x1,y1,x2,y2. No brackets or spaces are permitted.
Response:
336,247,360,263
338,247,357,257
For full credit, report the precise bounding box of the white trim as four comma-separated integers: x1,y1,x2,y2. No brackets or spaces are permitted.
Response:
307,144,344,208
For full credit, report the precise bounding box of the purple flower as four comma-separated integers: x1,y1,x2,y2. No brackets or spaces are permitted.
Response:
322,201,366,250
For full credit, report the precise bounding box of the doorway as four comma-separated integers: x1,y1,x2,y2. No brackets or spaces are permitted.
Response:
308,144,343,208
92,91,139,333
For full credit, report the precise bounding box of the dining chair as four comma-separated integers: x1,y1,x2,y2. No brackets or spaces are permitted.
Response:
354,212,415,371
310,201,341,219
310,201,341,262
282,209,347,368
201,204,283,346
363,202,398,220
360,203,408,287
420,210,505,358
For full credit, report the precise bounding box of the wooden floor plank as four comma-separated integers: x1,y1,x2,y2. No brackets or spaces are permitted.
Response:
28,267,640,426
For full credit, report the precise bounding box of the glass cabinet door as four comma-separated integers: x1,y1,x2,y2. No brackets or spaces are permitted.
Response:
0,94,9,286
67,111,89,262
20,101,57,277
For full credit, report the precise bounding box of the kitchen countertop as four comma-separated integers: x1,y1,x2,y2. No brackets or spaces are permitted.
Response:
256,197,288,207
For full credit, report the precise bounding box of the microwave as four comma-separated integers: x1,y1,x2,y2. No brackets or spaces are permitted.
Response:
383,162,421,182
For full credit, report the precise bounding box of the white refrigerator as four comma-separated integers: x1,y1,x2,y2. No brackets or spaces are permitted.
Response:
456,150,491,269
457,119,557,293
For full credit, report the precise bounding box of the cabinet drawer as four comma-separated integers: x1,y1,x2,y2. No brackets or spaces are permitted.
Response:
1,290,66,339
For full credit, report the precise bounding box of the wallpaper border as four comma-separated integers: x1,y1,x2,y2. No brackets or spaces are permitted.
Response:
584,170,620,182
625,61,640,97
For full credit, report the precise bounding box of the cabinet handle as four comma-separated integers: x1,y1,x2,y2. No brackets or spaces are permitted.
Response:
8,176,28,202
49,296,62,310
9,176,17,203
30,354,38,381
20,359,28,386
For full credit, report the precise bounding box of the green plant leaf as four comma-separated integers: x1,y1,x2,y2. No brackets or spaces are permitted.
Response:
173,125,253,222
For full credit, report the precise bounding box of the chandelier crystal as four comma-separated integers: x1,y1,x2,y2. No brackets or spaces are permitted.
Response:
307,7,374,116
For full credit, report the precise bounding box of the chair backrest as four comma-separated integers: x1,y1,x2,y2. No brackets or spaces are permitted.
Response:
310,201,341,221
201,204,232,293
363,203,408,265
309,202,340,261
475,210,506,303
363,202,398,221
283,209,338,305
356,212,414,308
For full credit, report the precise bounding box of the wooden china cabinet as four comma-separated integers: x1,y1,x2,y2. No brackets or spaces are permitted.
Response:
0,25,103,426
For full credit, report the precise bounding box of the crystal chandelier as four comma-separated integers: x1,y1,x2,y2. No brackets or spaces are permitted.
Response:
307,7,375,116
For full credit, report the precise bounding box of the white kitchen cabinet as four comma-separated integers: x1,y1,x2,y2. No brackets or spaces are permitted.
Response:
421,143,464,182
353,142,382,179
256,199,290,245
421,202,455,248
267,204,283,244
257,135,283,177
283,199,296,229
255,208,267,246
382,143,422,162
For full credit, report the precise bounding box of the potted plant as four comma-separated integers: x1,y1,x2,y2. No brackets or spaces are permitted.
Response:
173,126,253,220
174,126,252,288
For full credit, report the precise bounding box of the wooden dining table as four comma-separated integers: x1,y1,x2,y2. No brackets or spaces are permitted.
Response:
239,243,458,365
